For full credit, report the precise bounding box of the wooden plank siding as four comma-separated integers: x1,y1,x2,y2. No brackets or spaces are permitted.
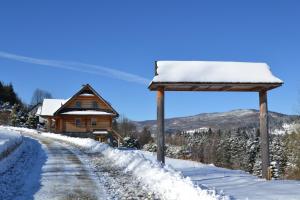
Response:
55,115,112,133
65,96,110,110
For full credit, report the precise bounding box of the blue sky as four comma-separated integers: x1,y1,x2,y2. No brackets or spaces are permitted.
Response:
0,1,299,120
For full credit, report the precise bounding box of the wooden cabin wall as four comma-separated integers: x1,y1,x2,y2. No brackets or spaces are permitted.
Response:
60,115,112,133
65,96,110,110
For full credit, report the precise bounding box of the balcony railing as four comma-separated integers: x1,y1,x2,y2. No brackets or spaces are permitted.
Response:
64,122,110,132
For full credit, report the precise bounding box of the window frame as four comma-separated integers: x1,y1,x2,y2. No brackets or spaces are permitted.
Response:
75,118,81,127
91,118,97,127
75,101,81,108
92,101,98,109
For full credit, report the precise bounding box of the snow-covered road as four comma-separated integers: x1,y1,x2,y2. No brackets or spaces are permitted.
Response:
0,128,162,200
0,131,108,200
28,133,107,200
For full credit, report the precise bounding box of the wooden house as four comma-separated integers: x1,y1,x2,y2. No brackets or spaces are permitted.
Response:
39,84,121,145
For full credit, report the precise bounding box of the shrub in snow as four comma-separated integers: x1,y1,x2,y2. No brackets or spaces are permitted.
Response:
143,143,157,152
165,144,191,159
121,136,140,149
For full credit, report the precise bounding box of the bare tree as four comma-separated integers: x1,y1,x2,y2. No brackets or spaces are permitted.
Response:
31,88,52,105
117,115,137,137
138,126,153,147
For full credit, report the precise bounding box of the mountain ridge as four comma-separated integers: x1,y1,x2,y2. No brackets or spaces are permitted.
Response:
134,109,298,134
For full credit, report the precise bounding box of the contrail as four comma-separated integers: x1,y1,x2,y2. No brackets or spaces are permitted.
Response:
0,51,150,85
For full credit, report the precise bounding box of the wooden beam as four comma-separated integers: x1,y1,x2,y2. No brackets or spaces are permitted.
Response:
259,90,270,179
149,82,283,92
190,85,200,91
157,87,165,164
218,86,232,91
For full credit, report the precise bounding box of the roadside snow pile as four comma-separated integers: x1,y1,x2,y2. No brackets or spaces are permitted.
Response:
40,132,229,200
0,126,23,160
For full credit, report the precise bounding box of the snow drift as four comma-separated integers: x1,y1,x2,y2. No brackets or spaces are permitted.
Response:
38,131,228,200
0,126,23,161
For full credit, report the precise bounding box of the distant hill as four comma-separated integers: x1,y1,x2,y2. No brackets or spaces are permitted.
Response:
134,109,298,134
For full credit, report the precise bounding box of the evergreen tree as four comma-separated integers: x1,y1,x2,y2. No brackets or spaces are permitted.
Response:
270,135,287,178
26,114,38,129
10,104,19,126
10,104,28,127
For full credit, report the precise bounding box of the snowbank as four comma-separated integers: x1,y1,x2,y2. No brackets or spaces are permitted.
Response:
0,126,23,160
38,132,228,200
140,151,300,200
153,61,283,83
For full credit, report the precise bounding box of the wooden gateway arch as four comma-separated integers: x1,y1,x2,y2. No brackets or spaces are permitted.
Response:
148,61,283,179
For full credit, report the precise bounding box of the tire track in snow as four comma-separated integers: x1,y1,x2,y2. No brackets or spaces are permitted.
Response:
26,134,108,200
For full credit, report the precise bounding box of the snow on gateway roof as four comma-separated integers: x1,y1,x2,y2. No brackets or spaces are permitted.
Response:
40,99,66,116
152,61,283,83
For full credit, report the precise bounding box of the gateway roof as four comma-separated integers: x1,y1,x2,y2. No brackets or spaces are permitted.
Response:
149,61,283,91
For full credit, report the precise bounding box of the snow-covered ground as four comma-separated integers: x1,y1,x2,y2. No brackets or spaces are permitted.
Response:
37,129,300,200
0,126,24,175
38,130,227,200
0,126,227,200
0,126,107,200
140,151,300,200
1,126,300,200
0,131,46,199
0,127,22,160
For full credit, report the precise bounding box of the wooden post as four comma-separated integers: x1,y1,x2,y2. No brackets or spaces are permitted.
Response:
157,87,165,164
48,117,52,132
259,90,270,179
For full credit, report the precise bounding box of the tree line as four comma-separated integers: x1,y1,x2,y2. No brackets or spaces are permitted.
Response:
0,81,52,127
160,127,300,180
0,81,22,106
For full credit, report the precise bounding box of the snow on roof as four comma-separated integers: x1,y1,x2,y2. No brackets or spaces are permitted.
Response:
40,99,66,116
79,93,94,96
35,105,42,116
60,110,114,116
152,61,283,83
93,131,109,135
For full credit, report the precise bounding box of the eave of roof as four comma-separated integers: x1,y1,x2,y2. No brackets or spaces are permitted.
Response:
148,81,283,92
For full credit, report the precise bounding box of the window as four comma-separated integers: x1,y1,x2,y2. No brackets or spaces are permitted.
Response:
75,119,81,127
75,101,81,108
92,101,98,109
91,118,97,127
